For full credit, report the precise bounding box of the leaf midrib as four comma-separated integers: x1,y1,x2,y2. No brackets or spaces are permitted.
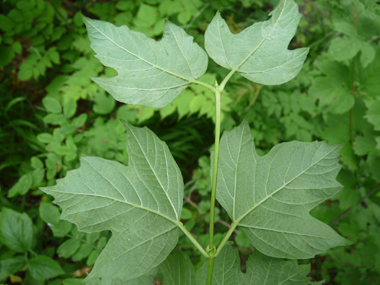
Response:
278,268,308,285
235,143,340,224
96,224,177,274
128,126,179,220
86,19,196,85
232,128,245,221
49,189,179,225
230,0,286,73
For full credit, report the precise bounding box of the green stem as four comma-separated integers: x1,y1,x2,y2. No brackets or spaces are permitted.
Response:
192,79,216,92
350,57,356,144
219,69,236,92
28,249,38,256
206,88,222,284
350,4,358,144
214,222,238,257
177,222,209,258
206,258,215,285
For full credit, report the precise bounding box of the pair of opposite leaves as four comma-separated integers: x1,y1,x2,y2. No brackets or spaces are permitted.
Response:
41,0,349,283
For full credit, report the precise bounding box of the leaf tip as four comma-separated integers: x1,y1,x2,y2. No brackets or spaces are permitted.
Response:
344,238,354,246
121,119,133,132
82,15,93,26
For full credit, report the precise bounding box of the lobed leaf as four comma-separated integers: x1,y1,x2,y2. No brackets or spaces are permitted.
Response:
365,100,380,131
216,122,350,259
242,250,311,285
87,272,156,285
84,17,208,108
158,249,196,285
205,0,309,85
196,245,311,284
41,122,184,281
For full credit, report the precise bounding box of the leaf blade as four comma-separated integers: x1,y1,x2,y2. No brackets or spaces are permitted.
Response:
216,122,349,259
41,123,184,281
242,250,311,284
205,0,308,85
0,208,33,253
159,249,196,285
196,245,311,284
84,17,208,108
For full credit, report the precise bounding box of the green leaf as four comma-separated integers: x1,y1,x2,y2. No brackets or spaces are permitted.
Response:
333,21,358,38
37,133,55,143
0,46,15,67
328,38,361,61
39,202,61,225
0,208,33,252
72,243,93,261
0,256,26,280
135,4,157,27
72,113,87,128
359,42,376,67
0,15,14,32
215,122,349,259
196,245,312,284
241,250,311,284
57,238,80,258
87,250,99,266
353,135,376,156
359,47,380,96
31,157,44,169
8,173,33,197
43,113,67,125
50,220,72,238
180,208,192,220
235,229,250,249
28,255,65,280
39,202,72,237
87,274,155,285
40,122,184,281
309,76,353,114
63,279,85,285
196,245,240,284
365,100,380,131
83,16,207,107
159,249,196,285
204,0,308,85
31,168,45,188
16,0,35,10
18,68,33,81
43,97,62,113
48,48,60,64
64,98,77,118
93,91,116,115
11,41,22,54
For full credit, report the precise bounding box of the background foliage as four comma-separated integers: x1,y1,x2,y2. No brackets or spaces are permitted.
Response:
1,0,380,284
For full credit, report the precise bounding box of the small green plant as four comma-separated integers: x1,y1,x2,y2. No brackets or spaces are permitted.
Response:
41,0,350,283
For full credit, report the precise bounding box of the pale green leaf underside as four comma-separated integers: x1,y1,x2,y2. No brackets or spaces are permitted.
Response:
84,17,208,108
242,250,311,285
196,245,240,285
205,0,309,85
86,269,157,285
216,122,349,259
86,276,154,285
196,245,311,284
41,123,184,281
159,249,196,285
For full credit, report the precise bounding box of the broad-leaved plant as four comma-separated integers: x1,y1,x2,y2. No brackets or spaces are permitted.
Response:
41,0,350,284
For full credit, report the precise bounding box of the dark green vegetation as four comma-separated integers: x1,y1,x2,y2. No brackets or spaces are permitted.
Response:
1,0,380,284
